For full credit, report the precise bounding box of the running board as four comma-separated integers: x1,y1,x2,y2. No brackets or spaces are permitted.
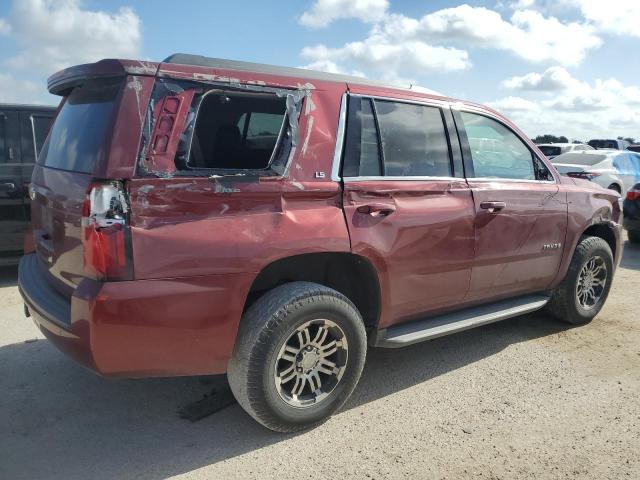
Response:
375,294,550,348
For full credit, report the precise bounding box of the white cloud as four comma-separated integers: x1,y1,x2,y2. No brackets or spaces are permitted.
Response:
301,36,470,85
560,0,640,37
300,3,602,89
0,73,42,104
411,5,601,65
0,18,11,35
7,0,141,75
299,0,389,28
502,66,577,91
489,96,541,112
489,71,640,139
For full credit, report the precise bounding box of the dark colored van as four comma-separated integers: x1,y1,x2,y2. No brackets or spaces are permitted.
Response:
0,104,55,264
18,55,622,432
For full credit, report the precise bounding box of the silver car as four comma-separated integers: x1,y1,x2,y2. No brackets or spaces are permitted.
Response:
552,150,640,194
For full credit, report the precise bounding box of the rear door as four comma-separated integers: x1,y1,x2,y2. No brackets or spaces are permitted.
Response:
0,109,25,259
341,95,475,327
453,109,567,302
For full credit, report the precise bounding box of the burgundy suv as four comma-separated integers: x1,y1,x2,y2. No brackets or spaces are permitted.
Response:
19,54,622,432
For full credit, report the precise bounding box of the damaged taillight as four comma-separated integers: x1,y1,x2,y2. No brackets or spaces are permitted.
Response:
82,181,133,281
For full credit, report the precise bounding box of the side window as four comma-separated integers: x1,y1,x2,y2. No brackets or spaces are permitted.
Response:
343,97,381,177
375,100,451,177
242,112,285,151
183,91,287,170
342,97,451,178
460,111,552,181
0,114,6,163
31,115,53,159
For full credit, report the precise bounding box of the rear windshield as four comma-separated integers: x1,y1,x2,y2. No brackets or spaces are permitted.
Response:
538,146,561,157
553,152,607,166
40,78,121,173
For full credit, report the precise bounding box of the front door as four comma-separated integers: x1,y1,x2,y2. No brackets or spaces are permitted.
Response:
341,95,475,328
454,109,567,302
0,110,25,259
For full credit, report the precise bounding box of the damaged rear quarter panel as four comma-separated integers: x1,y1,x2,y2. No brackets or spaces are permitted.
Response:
128,177,350,279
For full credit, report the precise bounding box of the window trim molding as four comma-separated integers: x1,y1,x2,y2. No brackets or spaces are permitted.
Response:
344,175,460,183
331,93,347,181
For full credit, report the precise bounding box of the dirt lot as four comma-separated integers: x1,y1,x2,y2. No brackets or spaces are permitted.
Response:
1,237,638,480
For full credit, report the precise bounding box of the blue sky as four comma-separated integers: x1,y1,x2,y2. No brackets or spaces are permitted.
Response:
0,0,639,140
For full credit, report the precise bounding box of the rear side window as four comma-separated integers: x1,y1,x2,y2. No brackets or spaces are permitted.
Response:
40,78,121,173
460,111,553,181
184,91,287,170
343,96,451,178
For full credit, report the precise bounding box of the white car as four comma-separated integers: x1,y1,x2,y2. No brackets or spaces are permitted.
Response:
552,149,640,194
538,143,594,160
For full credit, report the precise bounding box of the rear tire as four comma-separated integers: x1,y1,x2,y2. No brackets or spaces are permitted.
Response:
629,231,640,244
546,236,613,325
227,281,367,432
607,183,621,194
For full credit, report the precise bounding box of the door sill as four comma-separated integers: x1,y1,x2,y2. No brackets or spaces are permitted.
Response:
374,294,550,348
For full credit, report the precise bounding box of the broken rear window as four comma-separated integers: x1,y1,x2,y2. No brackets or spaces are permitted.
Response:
187,91,286,170
140,79,298,177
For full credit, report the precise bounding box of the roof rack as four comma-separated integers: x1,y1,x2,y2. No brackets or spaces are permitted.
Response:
163,53,395,89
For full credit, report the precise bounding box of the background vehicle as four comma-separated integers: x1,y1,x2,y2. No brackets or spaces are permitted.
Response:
0,104,55,265
18,55,622,432
537,143,593,160
552,149,640,194
628,144,640,153
588,138,630,150
623,183,640,243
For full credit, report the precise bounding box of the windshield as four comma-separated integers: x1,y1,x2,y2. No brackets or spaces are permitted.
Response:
538,146,562,157
553,152,607,166
40,78,121,173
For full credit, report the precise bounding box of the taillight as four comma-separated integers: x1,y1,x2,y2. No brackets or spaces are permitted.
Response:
82,181,133,281
627,189,640,201
566,171,601,180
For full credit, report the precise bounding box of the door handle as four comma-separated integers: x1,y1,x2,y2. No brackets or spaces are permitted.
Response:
356,203,396,217
0,181,16,192
480,201,506,213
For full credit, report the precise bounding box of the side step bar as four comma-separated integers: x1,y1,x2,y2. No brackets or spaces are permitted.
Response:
375,294,550,348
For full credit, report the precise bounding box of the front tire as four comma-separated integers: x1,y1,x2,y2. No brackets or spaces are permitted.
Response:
546,236,614,325
227,282,367,432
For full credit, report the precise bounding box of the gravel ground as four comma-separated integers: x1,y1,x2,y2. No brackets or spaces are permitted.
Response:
1,237,638,480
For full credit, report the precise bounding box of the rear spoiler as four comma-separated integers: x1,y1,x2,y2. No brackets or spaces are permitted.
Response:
47,59,159,96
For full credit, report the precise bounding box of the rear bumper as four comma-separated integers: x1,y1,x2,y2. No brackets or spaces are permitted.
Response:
18,253,254,377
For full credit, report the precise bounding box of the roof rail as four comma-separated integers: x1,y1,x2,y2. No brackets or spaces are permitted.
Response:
163,53,392,88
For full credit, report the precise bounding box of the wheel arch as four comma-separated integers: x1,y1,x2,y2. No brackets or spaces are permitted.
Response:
244,252,382,332
582,222,618,259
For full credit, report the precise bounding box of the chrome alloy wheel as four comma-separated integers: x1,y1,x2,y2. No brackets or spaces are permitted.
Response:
576,255,607,310
274,319,348,408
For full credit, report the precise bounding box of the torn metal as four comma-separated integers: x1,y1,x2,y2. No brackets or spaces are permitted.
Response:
137,77,312,180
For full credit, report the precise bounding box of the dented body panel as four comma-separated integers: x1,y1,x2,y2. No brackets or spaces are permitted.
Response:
19,55,622,378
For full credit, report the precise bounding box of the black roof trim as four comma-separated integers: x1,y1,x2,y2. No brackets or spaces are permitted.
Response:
163,53,395,89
